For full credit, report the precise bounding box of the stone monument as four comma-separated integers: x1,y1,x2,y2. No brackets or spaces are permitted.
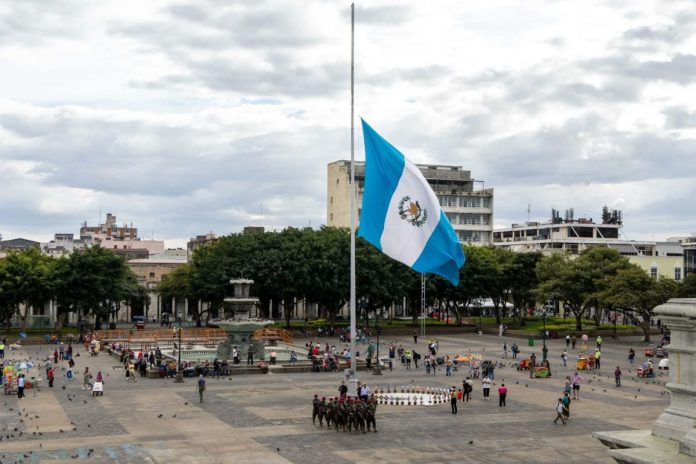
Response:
594,298,696,464
216,279,273,362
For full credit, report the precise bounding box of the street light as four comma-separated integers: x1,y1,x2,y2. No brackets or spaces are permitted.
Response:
373,308,382,375
175,315,184,383
542,301,553,362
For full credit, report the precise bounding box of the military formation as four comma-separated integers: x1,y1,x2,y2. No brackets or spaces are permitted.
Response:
312,394,378,433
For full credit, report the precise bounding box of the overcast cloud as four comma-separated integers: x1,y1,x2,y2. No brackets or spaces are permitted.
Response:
1,0,695,246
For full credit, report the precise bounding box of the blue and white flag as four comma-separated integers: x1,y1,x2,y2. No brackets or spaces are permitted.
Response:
358,119,466,285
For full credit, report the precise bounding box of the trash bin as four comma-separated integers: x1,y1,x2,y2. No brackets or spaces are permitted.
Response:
528,338,534,347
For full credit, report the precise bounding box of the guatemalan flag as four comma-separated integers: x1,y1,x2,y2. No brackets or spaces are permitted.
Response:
358,119,466,286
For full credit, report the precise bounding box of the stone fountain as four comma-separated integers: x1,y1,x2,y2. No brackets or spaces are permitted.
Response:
594,298,696,464
215,279,273,362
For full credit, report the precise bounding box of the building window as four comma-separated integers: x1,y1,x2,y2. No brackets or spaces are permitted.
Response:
330,213,333,221
330,196,333,205
149,272,156,279
650,266,658,279
675,267,682,281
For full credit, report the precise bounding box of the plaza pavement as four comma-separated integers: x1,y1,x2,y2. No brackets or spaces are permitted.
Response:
0,332,669,463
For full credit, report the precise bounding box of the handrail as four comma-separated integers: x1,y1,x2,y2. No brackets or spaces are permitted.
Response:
253,328,294,344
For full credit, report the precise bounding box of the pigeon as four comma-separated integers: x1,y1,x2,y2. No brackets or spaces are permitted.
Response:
468,440,474,444
62,386,66,390
157,414,163,418
172,414,177,418
635,395,638,399
184,402,189,405
59,429,64,433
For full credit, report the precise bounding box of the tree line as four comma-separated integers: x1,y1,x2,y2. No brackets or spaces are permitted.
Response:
1,228,694,341
0,246,148,331
159,227,696,340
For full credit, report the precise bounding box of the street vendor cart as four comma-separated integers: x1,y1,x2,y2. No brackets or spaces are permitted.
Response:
576,356,588,370
517,359,531,370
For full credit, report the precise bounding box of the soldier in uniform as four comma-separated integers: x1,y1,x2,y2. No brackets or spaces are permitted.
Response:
325,398,335,428
353,399,365,433
366,394,377,432
318,397,327,427
312,394,321,425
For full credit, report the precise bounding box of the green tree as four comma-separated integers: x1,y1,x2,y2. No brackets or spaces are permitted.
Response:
598,264,678,341
677,273,696,297
1,248,56,331
509,252,542,326
536,247,631,330
54,246,138,330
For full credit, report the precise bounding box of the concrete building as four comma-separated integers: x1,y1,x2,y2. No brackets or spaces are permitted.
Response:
327,160,494,244
684,236,696,278
42,233,89,257
79,213,164,256
0,238,40,252
493,213,685,280
187,231,218,261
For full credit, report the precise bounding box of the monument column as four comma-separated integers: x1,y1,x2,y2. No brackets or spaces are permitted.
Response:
653,298,696,456
595,298,696,462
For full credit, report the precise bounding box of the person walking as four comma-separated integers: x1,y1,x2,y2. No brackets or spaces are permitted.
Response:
596,335,603,350
594,349,602,370
498,383,508,407
503,343,508,359
554,398,567,424
83,367,93,390
565,335,570,348
561,349,568,367
571,335,577,349
17,374,25,399
482,375,492,399
511,343,518,359
413,330,418,344
628,348,635,365
450,387,458,414
464,377,473,402
614,366,622,387
48,367,55,388
562,392,571,421
572,372,583,400
197,374,206,403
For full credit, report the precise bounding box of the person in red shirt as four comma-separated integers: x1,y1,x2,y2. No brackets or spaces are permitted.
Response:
47,367,55,388
498,383,508,407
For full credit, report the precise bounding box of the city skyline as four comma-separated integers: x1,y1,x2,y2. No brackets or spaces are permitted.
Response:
1,1,695,248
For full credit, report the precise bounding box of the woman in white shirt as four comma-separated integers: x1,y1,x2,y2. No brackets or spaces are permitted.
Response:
17,374,25,399
482,376,492,399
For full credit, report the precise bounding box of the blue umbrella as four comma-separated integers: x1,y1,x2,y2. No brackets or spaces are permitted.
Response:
19,332,27,338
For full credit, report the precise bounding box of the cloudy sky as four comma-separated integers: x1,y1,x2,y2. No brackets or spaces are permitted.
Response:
1,0,695,247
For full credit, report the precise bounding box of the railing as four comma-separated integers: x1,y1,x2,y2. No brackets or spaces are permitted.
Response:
95,328,228,350
253,328,294,344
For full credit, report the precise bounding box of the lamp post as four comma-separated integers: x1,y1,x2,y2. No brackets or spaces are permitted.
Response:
542,301,554,362
373,308,382,375
175,314,184,383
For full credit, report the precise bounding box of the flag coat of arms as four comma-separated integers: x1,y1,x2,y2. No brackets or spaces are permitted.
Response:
358,119,466,285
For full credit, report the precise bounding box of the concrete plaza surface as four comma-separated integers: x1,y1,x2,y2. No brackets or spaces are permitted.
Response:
0,332,669,463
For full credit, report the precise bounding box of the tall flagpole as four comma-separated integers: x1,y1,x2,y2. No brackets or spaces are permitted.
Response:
348,2,358,392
